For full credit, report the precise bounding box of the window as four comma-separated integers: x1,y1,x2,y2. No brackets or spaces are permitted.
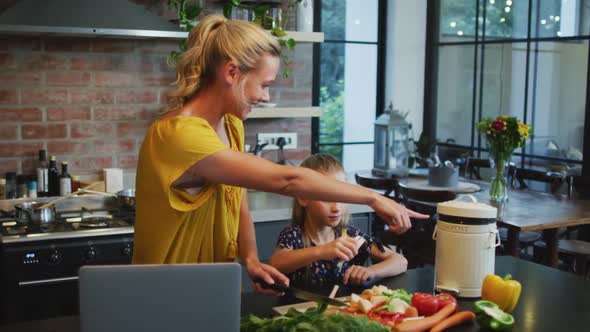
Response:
428,0,589,172
313,0,385,171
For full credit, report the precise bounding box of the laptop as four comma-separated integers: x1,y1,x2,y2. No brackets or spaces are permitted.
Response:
79,263,241,332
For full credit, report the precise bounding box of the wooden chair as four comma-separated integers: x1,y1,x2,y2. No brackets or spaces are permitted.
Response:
393,185,457,268
509,168,567,258
464,157,516,181
534,175,590,276
567,175,590,199
512,167,565,194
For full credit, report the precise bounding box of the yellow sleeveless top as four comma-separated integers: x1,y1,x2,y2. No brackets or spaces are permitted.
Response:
132,114,244,264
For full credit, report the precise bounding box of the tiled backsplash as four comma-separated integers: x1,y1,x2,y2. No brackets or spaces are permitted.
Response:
0,2,312,176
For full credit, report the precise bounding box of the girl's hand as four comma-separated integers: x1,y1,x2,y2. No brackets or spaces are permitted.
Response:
319,236,359,261
247,260,290,296
370,194,429,234
343,265,375,285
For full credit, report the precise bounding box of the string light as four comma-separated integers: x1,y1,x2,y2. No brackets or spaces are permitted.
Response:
450,21,457,28
500,17,506,23
490,0,495,4
555,16,560,22
457,30,464,36
504,6,511,13
506,0,512,5
540,19,547,25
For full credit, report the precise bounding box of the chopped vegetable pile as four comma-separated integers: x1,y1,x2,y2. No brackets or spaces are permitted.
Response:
240,302,388,332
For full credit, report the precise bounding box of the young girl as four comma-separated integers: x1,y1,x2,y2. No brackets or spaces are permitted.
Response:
270,154,408,288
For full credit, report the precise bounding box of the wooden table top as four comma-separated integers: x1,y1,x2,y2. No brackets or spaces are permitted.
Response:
354,170,590,233
464,181,590,232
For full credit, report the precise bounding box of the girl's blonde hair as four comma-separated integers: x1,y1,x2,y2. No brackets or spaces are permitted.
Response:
292,154,350,228
167,14,281,112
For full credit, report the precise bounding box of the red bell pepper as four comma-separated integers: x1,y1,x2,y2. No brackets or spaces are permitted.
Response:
411,293,440,316
436,293,458,314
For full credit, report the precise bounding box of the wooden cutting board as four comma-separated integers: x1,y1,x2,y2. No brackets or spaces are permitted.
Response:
272,296,351,316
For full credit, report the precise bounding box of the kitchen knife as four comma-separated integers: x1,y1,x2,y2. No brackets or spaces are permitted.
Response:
255,279,348,307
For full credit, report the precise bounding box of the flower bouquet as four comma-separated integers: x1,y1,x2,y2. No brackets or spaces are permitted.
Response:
477,116,531,202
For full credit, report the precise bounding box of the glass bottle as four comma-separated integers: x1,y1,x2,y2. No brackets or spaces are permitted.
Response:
0,178,6,199
4,172,16,199
16,174,28,198
59,162,72,196
36,149,49,197
48,156,60,196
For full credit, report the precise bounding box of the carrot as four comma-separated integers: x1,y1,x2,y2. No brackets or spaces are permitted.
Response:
345,304,360,313
392,303,457,332
429,311,475,332
404,306,419,318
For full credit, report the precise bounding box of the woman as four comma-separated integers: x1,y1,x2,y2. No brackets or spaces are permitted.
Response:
132,15,427,294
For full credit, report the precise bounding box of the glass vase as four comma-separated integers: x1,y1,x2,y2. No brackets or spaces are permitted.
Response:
489,158,509,202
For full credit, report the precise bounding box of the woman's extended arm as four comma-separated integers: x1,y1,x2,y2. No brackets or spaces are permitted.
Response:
190,150,428,233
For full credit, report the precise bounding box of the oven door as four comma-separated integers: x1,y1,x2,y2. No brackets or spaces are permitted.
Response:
1,235,133,324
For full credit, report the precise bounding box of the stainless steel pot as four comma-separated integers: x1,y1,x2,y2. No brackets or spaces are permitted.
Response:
14,202,57,225
116,189,135,210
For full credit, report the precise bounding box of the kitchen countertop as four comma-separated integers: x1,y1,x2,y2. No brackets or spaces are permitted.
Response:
2,256,588,332
1,191,373,244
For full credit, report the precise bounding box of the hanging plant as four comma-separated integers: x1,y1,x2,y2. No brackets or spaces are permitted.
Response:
167,0,302,78
222,0,302,78
166,0,203,65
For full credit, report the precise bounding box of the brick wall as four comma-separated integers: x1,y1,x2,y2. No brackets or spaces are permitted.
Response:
0,1,312,176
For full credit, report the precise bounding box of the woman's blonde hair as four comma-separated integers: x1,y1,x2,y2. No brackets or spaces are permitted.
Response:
167,14,281,111
292,154,350,228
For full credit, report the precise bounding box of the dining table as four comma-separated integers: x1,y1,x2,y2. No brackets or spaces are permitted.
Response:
355,169,590,269
0,256,588,332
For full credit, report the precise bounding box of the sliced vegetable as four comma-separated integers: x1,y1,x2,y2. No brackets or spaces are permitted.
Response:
474,300,515,331
350,293,362,305
359,298,375,314
429,311,475,332
383,288,413,304
404,306,419,318
411,293,440,317
481,274,522,313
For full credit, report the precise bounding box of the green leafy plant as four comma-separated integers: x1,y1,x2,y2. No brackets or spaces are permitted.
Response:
166,0,203,65
222,0,302,78
241,302,388,332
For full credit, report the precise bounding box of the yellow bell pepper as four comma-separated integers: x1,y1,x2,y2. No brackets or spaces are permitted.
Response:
481,274,521,313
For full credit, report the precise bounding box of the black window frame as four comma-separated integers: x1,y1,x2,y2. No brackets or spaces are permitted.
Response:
424,0,590,176
311,0,388,155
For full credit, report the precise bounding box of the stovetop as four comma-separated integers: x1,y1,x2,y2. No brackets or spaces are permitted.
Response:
0,209,135,244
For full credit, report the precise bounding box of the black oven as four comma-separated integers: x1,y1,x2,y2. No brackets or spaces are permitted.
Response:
0,208,134,324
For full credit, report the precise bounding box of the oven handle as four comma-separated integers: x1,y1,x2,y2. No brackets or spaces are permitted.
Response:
19,276,79,287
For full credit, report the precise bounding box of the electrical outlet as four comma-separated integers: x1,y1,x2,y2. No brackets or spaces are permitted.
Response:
256,132,297,150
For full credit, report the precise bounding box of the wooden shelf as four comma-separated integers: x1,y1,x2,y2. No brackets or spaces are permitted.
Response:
175,31,323,43
248,107,320,119
274,31,324,43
